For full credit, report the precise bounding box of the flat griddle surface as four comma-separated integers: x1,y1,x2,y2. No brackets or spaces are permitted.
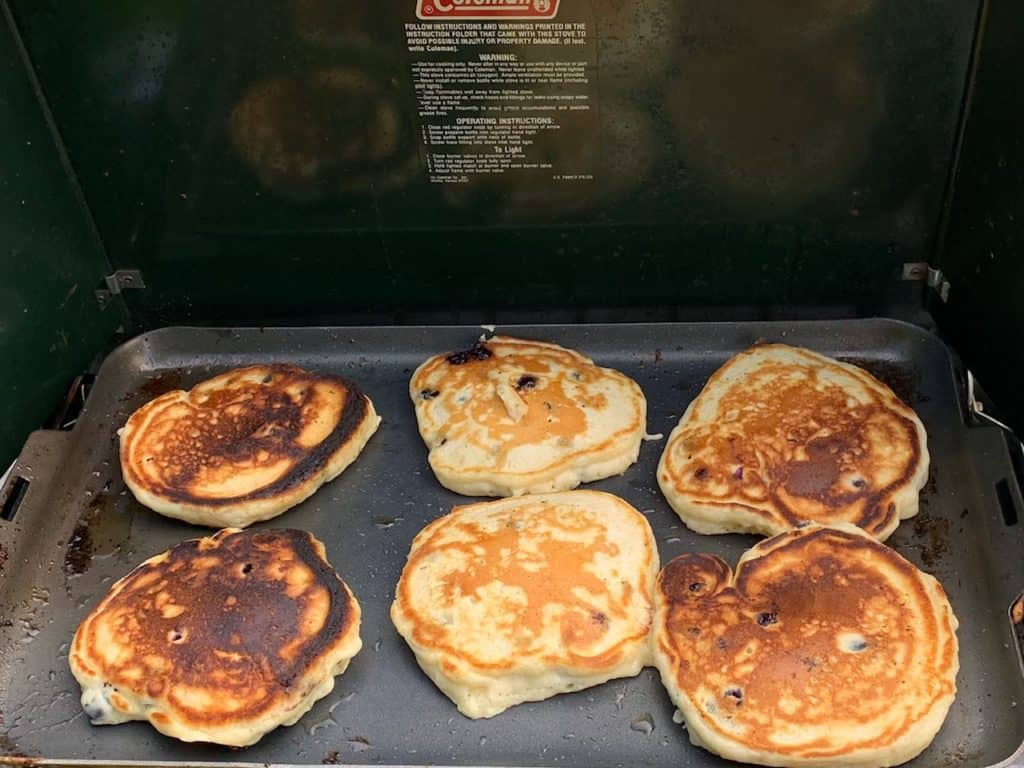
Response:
1,320,1022,767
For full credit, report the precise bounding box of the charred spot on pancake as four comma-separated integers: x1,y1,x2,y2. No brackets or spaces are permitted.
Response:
715,637,727,650
661,554,731,603
852,477,867,488
242,562,253,574
724,687,744,703
446,344,492,365
515,375,538,390
262,374,273,384
694,467,709,481
592,611,608,626
420,389,440,400
733,466,744,480
756,611,777,626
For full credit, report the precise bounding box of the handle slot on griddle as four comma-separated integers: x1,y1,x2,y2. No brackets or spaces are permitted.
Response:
0,475,30,522
996,479,1020,527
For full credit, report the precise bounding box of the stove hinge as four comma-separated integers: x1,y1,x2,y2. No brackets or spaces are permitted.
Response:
901,262,950,302
95,269,146,307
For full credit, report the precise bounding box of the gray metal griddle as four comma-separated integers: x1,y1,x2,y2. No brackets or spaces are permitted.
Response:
1,320,1023,768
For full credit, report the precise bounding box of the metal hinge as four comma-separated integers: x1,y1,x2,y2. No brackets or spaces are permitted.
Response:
96,269,145,307
902,262,950,302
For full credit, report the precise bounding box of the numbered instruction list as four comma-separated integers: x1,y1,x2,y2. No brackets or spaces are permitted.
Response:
405,22,595,184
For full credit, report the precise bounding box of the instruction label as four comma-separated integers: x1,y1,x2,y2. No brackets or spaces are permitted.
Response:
406,15,596,186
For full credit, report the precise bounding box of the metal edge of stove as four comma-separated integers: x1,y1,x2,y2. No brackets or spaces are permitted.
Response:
1,318,1024,768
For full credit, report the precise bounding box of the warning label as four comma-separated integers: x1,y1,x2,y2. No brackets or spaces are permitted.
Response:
406,20,595,185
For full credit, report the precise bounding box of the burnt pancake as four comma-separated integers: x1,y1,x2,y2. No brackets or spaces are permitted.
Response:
652,523,959,767
120,364,380,527
69,528,361,747
658,344,928,540
391,490,658,718
410,336,647,497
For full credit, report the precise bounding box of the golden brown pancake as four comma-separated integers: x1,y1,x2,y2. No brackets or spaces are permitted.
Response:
658,344,928,540
391,491,658,718
652,523,959,767
120,364,380,527
69,528,362,747
410,337,647,496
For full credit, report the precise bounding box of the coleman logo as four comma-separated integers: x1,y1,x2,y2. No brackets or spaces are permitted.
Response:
417,0,559,20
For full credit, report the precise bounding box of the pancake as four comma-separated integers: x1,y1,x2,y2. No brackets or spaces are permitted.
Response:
652,523,959,767
410,337,646,497
69,528,362,747
390,490,658,718
120,364,380,527
658,344,928,540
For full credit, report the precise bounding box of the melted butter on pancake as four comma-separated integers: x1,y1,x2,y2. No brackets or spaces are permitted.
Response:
391,491,658,717
653,523,958,766
659,344,929,539
411,337,645,497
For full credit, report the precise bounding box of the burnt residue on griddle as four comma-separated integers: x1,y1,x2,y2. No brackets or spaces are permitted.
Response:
322,751,340,765
838,357,927,405
0,542,7,573
120,370,186,403
918,465,939,510
64,511,95,578
63,490,131,579
446,344,492,365
912,511,952,568
0,727,36,762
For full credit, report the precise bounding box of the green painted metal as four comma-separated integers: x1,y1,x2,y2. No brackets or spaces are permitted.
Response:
936,0,1024,433
0,4,123,469
7,1,979,325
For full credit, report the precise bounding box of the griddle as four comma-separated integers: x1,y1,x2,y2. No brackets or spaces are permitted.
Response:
1,320,1022,768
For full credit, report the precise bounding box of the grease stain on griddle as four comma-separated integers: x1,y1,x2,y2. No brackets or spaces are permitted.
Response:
63,491,131,580
346,736,372,752
838,357,928,405
120,370,186,404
